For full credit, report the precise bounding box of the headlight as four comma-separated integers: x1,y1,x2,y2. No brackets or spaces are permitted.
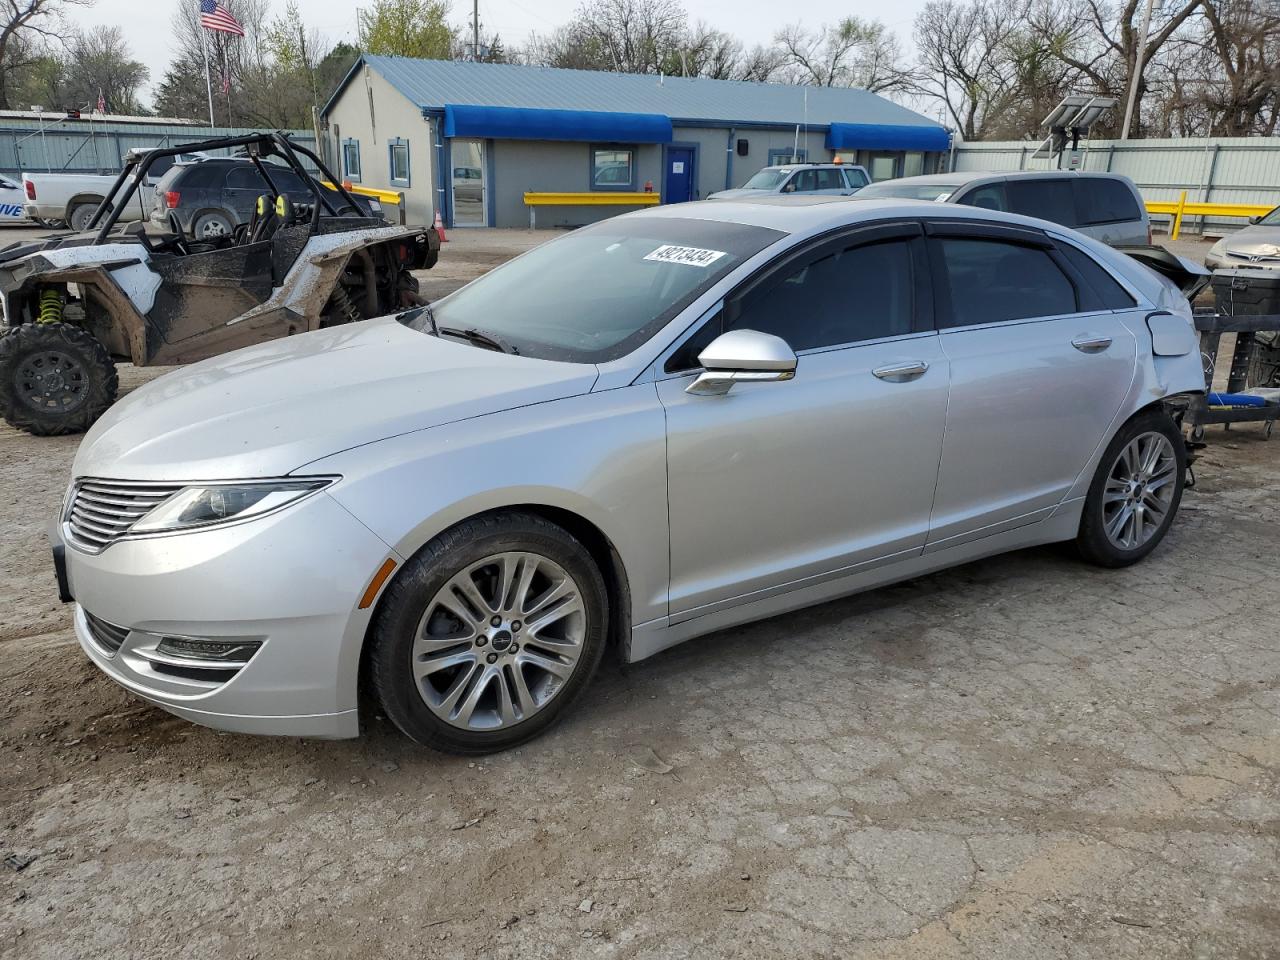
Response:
130,478,336,534
1208,238,1226,258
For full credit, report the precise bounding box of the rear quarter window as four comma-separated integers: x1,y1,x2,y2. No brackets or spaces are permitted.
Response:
1074,178,1142,225
1006,179,1078,227
1057,242,1137,309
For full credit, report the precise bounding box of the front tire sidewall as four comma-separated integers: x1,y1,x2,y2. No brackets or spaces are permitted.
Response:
1077,410,1186,567
369,513,608,754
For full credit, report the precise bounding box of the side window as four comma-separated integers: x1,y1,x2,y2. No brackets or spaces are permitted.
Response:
1075,178,1141,225
1006,179,1077,227
788,170,818,192
814,169,844,190
1057,243,1137,309
225,166,262,190
843,168,869,188
726,239,915,351
342,139,362,182
935,237,1077,327
957,182,1007,212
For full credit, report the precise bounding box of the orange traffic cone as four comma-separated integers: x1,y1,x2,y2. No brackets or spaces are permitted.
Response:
433,209,448,242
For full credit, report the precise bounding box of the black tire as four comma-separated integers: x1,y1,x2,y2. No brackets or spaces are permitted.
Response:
1076,408,1186,567
192,211,234,240
68,203,100,232
369,511,609,754
0,322,118,436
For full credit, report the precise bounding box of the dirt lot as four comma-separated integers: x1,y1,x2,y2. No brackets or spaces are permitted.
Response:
1,228,1278,960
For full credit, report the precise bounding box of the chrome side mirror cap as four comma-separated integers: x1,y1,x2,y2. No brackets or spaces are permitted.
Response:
686,329,798,396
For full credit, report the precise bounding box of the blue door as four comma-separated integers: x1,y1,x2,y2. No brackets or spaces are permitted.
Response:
665,148,694,203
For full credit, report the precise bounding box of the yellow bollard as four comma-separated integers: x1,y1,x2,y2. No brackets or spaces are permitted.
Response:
1171,189,1187,240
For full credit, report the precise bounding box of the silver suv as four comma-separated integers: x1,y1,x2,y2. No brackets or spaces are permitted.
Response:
857,171,1151,247
709,162,870,200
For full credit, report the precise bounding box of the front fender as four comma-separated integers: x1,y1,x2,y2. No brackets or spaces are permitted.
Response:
300,383,671,627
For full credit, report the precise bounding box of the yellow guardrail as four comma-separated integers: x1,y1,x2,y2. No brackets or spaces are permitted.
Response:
523,191,661,228
1147,190,1274,240
320,181,407,224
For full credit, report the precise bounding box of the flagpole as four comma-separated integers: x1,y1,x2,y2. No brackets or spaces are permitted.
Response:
199,9,216,129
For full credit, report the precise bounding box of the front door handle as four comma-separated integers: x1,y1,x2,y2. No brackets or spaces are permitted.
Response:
872,360,929,382
1072,335,1113,353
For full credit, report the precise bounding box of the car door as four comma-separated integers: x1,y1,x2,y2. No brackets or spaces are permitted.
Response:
922,220,1139,551
224,165,266,222
842,167,869,192
782,169,820,194
811,168,849,195
656,222,950,619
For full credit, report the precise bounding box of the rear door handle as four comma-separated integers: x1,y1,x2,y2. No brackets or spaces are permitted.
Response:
872,360,930,382
1072,335,1113,353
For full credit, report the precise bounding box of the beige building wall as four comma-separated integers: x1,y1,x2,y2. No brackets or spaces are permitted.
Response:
323,65,436,226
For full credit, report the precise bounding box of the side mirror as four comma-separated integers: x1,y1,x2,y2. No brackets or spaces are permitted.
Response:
1249,215,1261,225
686,329,797,396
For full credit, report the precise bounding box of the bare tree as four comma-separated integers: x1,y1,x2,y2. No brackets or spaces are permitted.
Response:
1195,0,1280,134
775,18,912,93
0,0,93,109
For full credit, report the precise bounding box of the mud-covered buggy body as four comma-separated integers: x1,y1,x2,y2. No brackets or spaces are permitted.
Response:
0,131,440,435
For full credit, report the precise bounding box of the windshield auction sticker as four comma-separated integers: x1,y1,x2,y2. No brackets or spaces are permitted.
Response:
644,245,728,267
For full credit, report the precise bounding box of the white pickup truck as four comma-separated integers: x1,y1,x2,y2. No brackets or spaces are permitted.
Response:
22,150,210,231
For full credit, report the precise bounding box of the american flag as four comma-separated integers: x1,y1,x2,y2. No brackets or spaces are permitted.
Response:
220,68,231,94
96,90,106,113
199,0,245,36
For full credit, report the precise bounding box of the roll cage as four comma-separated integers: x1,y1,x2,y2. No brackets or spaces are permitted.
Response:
85,131,361,245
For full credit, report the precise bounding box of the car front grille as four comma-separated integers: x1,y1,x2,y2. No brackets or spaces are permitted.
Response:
66,479,183,551
83,610,130,655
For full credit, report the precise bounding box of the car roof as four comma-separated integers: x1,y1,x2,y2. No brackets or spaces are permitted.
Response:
891,170,1136,186
623,194,1074,234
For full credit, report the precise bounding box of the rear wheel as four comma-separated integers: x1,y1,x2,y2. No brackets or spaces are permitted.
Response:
1076,409,1185,567
0,323,118,435
68,203,101,232
369,512,608,754
193,211,234,240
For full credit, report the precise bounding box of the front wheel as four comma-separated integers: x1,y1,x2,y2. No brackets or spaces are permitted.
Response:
0,322,119,435
368,512,608,754
1075,409,1186,567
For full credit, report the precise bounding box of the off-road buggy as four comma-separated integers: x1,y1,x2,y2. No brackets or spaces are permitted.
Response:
0,131,440,435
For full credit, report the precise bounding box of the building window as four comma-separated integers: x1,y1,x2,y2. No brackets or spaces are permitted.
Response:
342,138,361,183
768,148,807,165
388,138,410,187
591,146,634,190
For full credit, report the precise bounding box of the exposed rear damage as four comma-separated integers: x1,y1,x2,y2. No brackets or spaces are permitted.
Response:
0,132,440,436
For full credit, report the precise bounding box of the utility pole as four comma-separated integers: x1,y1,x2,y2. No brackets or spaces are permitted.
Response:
473,0,479,60
1120,0,1155,140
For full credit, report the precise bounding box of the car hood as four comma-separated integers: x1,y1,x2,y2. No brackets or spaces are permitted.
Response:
1220,225,1280,260
74,316,600,481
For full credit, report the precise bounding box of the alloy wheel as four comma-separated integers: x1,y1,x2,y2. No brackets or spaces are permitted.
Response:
1102,431,1178,550
412,551,587,731
16,349,87,413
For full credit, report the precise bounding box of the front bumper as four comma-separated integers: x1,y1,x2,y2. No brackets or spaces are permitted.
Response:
65,491,398,739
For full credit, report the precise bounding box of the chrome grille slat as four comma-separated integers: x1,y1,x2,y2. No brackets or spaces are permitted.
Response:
66,478,183,551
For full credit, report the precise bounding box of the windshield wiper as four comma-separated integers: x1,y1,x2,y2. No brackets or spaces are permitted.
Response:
438,325,519,355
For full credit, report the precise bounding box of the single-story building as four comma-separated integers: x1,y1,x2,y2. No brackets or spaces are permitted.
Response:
319,56,951,229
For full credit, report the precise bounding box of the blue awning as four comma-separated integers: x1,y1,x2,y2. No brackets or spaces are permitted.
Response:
826,122,951,152
444,104,673,143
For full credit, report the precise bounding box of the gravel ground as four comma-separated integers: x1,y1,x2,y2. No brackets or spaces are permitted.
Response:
1,226,1278,960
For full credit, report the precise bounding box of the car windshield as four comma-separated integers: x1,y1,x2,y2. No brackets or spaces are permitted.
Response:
741,169,791,190
1256,206,1280,226
856,181,965,201
404,217,784,363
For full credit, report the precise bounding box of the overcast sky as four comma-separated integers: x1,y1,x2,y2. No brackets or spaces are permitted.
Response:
66,0,935,109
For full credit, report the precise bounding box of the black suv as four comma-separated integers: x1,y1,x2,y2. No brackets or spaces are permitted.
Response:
150,158,382,239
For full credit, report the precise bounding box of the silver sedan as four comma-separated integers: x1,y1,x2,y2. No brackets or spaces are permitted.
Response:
58,197,1207,754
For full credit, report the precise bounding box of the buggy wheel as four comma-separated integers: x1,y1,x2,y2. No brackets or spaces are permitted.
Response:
0,323,118,436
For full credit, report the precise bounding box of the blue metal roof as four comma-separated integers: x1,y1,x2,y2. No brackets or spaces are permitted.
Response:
328,56,946,136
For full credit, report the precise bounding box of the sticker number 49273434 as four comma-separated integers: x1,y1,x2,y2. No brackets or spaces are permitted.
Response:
643,244,727,268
